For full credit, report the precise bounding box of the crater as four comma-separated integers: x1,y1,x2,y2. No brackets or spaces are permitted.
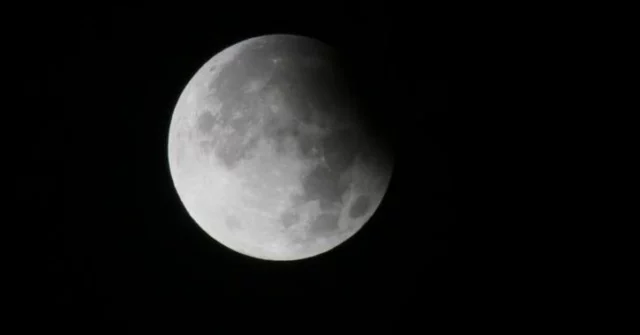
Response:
349,195,371,219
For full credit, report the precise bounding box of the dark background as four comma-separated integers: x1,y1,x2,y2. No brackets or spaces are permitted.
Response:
20,2,455,321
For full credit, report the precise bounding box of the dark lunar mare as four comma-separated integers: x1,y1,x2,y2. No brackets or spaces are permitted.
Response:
309,213,341,235
348,195,371,218
196,111,216,133
226,215,242,231
280,209,301,228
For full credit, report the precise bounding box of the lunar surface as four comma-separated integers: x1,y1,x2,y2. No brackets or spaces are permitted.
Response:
167,34,393,260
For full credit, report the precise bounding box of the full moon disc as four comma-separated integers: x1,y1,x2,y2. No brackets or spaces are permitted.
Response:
168,34,393,260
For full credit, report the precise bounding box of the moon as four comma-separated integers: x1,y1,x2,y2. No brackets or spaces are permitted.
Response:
168,34,393,261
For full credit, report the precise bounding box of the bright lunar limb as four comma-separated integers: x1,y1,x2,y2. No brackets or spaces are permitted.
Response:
168,34,394,261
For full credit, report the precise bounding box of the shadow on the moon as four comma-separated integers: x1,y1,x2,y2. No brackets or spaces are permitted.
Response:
173,35,397,260
301,164,348,209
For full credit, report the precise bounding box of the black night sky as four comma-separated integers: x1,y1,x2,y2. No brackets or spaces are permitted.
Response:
21,3,457,321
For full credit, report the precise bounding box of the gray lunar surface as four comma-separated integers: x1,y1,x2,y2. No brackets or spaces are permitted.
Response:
167,34,393,260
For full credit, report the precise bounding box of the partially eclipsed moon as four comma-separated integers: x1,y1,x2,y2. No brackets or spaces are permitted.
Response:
168,34,393,261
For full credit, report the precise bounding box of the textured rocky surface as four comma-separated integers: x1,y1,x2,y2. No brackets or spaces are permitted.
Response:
168,34,393,260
